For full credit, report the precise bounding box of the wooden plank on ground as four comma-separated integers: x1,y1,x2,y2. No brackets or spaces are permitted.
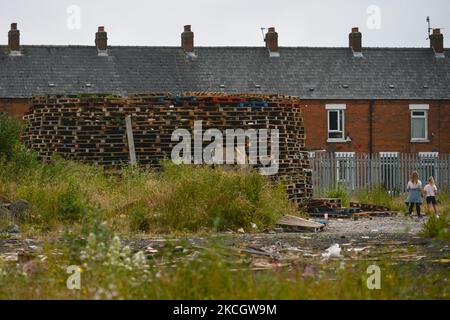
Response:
277,215,324,231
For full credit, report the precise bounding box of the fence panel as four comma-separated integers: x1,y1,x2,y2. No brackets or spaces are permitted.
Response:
311,153,450,196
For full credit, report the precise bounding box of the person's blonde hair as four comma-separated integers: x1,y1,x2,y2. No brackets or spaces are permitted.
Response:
428,176,435,186
411,171,419,184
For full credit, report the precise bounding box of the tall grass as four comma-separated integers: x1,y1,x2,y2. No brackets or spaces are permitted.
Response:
355,185,405,211
0,113,22,159
325,182,350,206
0,148,295,234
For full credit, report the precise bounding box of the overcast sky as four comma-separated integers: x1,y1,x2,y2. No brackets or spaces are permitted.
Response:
1,0,449,47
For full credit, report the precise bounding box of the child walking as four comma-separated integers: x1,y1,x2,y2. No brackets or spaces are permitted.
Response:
406,171,423,217
424,176,438,216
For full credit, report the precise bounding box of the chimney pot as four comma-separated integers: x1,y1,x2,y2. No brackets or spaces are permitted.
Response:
430,28,444,55
8,22,20,52
349,27,362,56
181,25,194,53
265,27,279,54
95,26,108,52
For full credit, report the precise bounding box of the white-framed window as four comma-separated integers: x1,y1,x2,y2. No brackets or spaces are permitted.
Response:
410,104,429,142
326,104,346,142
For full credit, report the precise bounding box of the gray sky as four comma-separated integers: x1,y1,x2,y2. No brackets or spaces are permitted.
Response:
1,0,449,47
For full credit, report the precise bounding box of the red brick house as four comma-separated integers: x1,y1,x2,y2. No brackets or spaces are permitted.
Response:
1,23,449,156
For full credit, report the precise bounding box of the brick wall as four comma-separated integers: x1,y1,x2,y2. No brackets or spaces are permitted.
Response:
1,98,449,154
300,100,450,153
0,99,30,119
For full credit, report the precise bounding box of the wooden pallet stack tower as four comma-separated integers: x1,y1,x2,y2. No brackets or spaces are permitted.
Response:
22,93,313,202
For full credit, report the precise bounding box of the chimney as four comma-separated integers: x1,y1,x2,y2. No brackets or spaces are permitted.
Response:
181,25,195,55
349,27,362,57
8,23,20,53
265,27,279,57
430,28,444,57
95,26,108,53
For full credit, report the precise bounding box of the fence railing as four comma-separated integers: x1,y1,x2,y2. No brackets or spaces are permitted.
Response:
310,153,450,196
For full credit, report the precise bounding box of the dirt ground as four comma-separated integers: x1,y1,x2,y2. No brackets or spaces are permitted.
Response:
1,215,449,271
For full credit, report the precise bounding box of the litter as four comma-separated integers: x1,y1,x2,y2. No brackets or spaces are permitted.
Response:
240,246,279,258
347,246,371,253
321,244,342,260
0,253,18,262
144,246,158,254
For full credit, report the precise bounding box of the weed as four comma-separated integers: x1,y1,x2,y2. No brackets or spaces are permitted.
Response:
421,214,450,240
325,182,350,207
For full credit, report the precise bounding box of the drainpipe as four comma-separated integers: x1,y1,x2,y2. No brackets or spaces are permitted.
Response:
369,100,374,154
368,100,374,189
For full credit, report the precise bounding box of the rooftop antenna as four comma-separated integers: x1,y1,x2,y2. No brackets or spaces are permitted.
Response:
426,16,432,43
260,27,267,42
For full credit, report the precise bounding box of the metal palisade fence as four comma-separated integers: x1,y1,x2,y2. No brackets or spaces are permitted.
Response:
310,152,450,196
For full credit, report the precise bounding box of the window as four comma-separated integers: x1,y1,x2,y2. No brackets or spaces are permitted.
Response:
326,104,346,142
410,105,429,142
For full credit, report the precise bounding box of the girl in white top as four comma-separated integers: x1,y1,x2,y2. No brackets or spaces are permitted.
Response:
406,171,423,217
424,176,438,216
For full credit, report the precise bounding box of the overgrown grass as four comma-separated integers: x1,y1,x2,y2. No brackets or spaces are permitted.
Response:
325,182,350,207
0,151,295,234
355,185,405,212
0,236,447,300
0,113,22,159
422,215,450,240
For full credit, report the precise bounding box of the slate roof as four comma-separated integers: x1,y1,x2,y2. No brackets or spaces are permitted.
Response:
0,45,449,99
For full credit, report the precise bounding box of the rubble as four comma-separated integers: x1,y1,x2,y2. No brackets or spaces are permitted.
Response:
0,200,29,221
307,198,400,219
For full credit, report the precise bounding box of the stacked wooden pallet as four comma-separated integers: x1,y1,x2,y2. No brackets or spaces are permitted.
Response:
22,93,313,202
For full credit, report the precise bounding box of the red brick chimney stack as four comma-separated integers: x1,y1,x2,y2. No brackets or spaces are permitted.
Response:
8,23,20,52
349,27,362,54
430,28,444,54
181,25,194,53
265,27,279,53
95,26,108,51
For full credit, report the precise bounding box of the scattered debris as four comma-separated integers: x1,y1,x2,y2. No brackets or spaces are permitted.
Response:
9,200,29,220
144,246,158,255
0,200,29,221
240,246,278,258
307,198,399,219
0,253,19,262
321,244,342,260
350,202,390,212
5,224,20,234
277,215,324,232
